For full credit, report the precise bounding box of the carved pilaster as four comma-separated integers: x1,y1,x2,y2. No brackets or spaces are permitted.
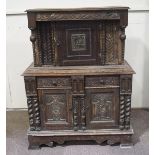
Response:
120,26,126,63
30,28,41,66
24,77,41,131
80,96,86,130
99,22,106,65
119,75,132,130
72,96,79,131
119,95,125,130
72,76,84,94
27,96,41,131
125,95,131,129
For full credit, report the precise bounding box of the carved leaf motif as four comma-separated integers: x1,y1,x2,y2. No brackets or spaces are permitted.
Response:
36,12,120,21
45,94,66,121
38,77,71,88
91,93,112,121
37,22,55,65
105,22,114,64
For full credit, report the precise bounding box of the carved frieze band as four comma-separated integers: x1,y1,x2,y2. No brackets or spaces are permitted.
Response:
36,12,120,21
27,96,41,131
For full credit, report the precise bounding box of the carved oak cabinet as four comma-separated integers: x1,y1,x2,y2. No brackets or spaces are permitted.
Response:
23,7,135,149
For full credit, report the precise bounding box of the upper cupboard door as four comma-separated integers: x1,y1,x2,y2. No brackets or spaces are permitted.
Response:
55,21,99,66
86,88,119,129
38,89,72,130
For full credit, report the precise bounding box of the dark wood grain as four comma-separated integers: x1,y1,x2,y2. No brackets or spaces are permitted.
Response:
23,7,135,149
26,7,128,66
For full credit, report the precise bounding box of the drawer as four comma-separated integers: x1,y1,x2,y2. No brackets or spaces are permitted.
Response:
85,76,119,87
37,77,71,88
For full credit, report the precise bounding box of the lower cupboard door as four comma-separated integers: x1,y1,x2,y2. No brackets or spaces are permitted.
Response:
86,88,119,129
38,89,73,130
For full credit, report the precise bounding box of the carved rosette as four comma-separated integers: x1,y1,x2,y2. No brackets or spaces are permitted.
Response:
119,75,132,130
24,77,41,131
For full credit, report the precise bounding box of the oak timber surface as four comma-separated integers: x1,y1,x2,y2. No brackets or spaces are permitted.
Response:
22,60,135,76
26,7,129,12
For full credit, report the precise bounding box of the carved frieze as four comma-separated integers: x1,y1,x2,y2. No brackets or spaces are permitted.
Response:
36,12,120,21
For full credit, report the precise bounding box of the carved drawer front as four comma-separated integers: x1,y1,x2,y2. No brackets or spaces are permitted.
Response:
85,76,119,88
86,88,119,129
38,89,72,130
37,77,71,88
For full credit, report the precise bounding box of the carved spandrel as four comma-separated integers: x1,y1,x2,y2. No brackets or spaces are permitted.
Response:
24,77,37,95
45,94,66,121
91,93,113,121
27,96,41,131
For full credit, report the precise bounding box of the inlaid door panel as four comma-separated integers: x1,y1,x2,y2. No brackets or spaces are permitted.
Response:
38,89,72,130
86,88,119,129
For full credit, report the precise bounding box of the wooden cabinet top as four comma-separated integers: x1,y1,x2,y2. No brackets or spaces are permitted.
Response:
22,60,135,76
26,7,129,30
26,7,129,12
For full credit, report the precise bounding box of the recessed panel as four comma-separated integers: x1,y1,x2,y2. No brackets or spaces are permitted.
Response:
66,28,91,57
